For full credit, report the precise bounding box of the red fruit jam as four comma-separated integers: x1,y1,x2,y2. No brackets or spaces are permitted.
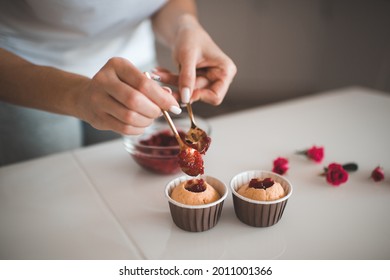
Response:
186,134,212,155
178,148,204,176
185,179,206,193
248,178,274,189
132,130,186,174
140,130,184,147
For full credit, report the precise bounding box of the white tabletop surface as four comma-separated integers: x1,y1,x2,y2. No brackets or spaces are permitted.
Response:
1,86,389,260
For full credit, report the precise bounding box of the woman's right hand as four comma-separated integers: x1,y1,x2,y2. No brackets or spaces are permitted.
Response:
76,57,182,135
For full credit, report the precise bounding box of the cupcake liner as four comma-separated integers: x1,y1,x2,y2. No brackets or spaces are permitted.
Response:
230,170,292,227
165,175,228,232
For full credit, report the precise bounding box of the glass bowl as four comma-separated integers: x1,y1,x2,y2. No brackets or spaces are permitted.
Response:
123,113,211,174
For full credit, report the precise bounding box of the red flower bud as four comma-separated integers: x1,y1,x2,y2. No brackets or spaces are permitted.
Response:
306,146,324,163
272,157,289,175
371,166,384,182
297,145,324,163
325,163,349,186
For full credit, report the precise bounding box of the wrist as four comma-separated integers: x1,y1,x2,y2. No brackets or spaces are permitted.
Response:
176,14,200,32
64,75,90,121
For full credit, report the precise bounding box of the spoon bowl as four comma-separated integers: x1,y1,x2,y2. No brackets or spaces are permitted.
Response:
161,110,204,176
184,103,211,154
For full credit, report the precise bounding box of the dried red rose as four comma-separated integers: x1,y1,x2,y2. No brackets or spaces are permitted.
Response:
325,163,348,186
297,145,324,163
272,157,289,175
307,146,324,163
371,166,385,182
322,162,358,186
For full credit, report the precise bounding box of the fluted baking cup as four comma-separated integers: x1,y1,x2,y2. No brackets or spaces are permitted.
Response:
165,175,228,232
230,170,292,227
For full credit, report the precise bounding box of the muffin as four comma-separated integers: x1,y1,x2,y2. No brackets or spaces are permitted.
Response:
237,177,285,201
170,178,221,205
165,175,228,232
230,170,292,227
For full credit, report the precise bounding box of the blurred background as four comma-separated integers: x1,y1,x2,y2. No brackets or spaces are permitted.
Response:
156,0,390,117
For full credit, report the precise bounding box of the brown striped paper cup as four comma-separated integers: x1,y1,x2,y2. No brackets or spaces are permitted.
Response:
165,175,228,232
230,170,293,227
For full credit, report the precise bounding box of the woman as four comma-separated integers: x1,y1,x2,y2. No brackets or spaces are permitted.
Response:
0,0,236,165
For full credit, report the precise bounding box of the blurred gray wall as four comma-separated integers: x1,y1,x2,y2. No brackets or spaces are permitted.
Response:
156,0,390,105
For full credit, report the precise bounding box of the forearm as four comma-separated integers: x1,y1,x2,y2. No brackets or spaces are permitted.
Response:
151,0,198,48
0,48,88,118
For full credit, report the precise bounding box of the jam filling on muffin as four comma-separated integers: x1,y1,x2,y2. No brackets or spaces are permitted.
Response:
170,178,221,205
185,179,206,193
248,178,274,189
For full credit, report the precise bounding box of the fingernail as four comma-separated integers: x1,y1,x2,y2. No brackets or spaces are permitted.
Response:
181,87,191,104
150,74,161,81
169,105,182,115
162,86,172,94
144,71,151,79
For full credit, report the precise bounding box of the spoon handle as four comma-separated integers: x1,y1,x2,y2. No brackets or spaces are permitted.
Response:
161,110,185,148
186,103,197,128
143,71,185,149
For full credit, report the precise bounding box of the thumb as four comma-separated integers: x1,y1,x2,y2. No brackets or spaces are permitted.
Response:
178,57,197,104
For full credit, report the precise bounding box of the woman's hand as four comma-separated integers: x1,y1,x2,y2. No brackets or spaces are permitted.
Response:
153,15,237,105
77,57,182,135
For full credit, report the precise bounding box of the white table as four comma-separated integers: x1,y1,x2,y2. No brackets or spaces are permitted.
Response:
1,87,389,260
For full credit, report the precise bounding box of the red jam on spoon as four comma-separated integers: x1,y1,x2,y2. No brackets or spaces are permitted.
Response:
178,147,204,176
186,132,211,155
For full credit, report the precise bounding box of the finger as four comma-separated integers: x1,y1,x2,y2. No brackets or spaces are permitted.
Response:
107,58,182,115
191,76,228,105
152,67,207,86
108,99,155,128
91,87,155,128
151,66,171,74
194,63,236,105
90,109,147,135
135,75,182,115
178,54,197,104
193,80,227,105
106,79,162,119
152,70,179,86
106,115,147,135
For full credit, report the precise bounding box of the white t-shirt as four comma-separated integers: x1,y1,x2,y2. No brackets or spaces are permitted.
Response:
0,0,167,77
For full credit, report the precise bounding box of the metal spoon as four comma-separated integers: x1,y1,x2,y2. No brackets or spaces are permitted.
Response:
160,110,204,176
184,102,211,154
146,72,211,154
144,72,204,176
